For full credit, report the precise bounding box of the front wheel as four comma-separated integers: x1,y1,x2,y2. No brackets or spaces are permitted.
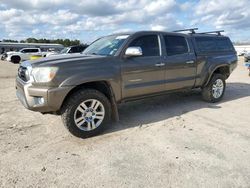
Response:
202,74,226,103
11,56,21,64
61,89,111,138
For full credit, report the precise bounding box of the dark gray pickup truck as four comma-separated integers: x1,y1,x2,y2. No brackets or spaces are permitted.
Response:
16,30,237,138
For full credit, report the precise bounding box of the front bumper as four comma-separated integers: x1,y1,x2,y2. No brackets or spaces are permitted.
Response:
16,77,73,113
6,56,11,62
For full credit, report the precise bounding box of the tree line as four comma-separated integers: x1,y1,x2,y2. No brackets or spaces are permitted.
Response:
1,38,86,47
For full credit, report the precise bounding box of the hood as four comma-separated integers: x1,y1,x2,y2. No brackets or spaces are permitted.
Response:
29,53,108,67
7,51,19,55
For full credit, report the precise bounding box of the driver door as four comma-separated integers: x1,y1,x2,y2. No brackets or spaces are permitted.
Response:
121,34,166,99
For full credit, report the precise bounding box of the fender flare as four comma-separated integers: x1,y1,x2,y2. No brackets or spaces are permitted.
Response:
204,64,229,86
61,80,120,122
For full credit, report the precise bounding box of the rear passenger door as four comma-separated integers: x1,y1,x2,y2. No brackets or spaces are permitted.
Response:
162,35,197,90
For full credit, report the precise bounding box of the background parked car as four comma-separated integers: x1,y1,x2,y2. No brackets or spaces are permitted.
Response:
46,44,88,57
238,50,248,56
6,48,49,63
244,52,250,62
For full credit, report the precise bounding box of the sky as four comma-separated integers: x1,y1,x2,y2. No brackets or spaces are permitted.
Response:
0,0,249,43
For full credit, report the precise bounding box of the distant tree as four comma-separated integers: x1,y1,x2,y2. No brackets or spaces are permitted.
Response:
2,39,18,43
25,38,38,43
1,38,84,47
233,41,250,45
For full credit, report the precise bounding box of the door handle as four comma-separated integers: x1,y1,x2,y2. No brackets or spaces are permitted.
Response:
186,60,194,64
155,63,165,67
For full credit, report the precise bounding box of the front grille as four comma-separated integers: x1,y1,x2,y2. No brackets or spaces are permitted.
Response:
18,66,28,82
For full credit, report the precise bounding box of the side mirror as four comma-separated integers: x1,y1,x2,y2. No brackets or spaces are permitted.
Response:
125,47,142,57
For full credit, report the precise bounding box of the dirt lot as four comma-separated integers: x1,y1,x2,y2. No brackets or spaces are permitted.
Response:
0,58,249,187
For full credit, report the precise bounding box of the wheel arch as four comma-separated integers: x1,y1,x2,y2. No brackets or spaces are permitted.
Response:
59,80,119,121
203,64,230,87
10,55,21,63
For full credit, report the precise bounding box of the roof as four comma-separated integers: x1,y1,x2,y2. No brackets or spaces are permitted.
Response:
109,30,226,38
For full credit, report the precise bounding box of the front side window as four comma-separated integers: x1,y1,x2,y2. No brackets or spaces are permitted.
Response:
129,35,160,56
164,35,189,56
21,49,28,53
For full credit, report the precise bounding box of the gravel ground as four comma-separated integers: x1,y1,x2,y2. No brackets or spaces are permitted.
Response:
0,58,250,188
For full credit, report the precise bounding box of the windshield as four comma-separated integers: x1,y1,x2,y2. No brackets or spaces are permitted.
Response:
83,35,130,56
60,47,70,54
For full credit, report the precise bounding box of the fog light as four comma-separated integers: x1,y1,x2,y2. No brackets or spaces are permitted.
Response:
34,97,44,105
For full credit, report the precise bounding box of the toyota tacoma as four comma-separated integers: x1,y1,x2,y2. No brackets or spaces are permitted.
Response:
16,29,238,138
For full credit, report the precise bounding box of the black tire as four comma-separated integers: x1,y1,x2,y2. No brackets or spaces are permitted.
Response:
202,74,226,103
11,56,21,64
61,89,111,138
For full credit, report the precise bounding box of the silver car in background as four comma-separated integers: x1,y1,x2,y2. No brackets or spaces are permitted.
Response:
244,52,250,62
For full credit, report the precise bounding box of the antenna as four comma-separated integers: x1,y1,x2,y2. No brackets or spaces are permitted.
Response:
173,28,198,34
198,30,224,36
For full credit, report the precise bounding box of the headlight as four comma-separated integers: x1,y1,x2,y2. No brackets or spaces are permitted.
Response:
31,67,58,83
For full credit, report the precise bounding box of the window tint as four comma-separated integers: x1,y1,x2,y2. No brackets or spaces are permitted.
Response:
129,35,159,56
216,38,234,51
79,46,85,52
22,49,39,53
69,47,77,53
195,37,216,52
195,37,233,52
30,49,39,53
69,46,84,53
164,35,189,56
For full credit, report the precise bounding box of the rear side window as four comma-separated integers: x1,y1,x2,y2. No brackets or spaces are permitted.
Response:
129,35,160,56
195,37,234,53
164,35,189,56
216,38,234,51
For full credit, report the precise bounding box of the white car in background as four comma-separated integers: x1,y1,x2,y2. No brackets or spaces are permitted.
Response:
6,48,48,64
46,45,88,57
238,50,248,56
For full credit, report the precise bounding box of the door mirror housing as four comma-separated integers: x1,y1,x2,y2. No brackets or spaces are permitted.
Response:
125,47,142,57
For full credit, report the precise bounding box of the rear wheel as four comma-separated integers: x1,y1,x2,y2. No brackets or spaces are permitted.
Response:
61,89,111,138
202,74,226,103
